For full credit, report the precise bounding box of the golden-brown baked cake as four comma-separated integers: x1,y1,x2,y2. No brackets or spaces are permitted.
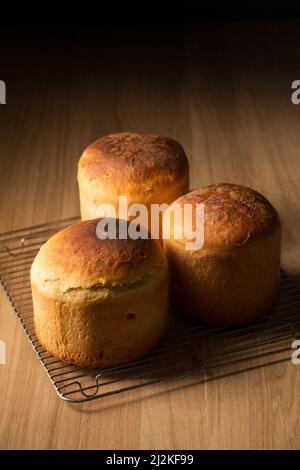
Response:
31,219,169,368
163,183,281,325
77,132,189,237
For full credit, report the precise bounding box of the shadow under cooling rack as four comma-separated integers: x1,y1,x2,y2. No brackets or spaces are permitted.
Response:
1,216,300,403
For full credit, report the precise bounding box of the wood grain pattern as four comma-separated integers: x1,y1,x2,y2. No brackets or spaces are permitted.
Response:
0,19,300,449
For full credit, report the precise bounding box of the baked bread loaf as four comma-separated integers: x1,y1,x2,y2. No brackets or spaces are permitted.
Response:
77,132,189,237
31,219,169,367
164,183,281,325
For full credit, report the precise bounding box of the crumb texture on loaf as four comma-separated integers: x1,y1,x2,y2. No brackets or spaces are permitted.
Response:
31,218,164,293
78,132,189,185
168,183,280,249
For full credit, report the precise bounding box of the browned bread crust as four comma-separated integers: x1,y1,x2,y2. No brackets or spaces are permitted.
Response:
31,219,169,367
79,132,188,186
169,183,279,249
164,183,281,325
31,218,164,290
77,132,190,223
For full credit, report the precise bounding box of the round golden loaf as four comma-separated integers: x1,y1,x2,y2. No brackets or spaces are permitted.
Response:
77,132,189,235
164,183,281,325
31,219,169,367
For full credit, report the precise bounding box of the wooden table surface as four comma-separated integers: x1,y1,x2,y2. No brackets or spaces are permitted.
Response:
0,19,300,450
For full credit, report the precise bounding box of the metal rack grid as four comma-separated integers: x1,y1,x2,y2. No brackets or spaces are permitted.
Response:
0,216,300,403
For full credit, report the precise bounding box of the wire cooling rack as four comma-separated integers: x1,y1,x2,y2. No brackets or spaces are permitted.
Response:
0,216,300,403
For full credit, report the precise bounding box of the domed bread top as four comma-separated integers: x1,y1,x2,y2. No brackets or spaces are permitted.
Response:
167,183,280,250
78,132,189,192
31,219,165,293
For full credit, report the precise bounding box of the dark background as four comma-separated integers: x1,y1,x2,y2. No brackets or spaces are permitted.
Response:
1,2,300,27
1,2,300,229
